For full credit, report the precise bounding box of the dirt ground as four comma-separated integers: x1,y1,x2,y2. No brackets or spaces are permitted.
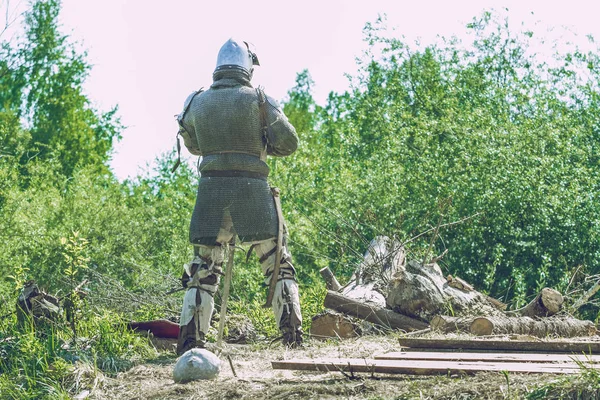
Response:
84,334,591,400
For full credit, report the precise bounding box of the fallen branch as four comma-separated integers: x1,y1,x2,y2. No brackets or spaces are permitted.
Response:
571,279,600,312
402,212,482,247
399,328,432,337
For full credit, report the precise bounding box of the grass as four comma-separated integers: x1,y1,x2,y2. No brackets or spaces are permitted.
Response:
526,364,600,400
0,309,157,399
5,311,600,399
3,283,600,399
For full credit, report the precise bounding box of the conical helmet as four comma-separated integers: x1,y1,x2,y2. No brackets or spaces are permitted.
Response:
215,38,260,77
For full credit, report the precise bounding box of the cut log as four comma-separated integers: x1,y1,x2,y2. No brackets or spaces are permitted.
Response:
339,236,403,309
507,288,564,317
386,260,505,321
341,281,386,308
357,236,406,285
375,351,600,363
398,338,600,353
430,315,473,333
469,316,596,337
319,267,342,291
350,237,507,322
324,290,428,331
271,358,582,375
310,311,359,340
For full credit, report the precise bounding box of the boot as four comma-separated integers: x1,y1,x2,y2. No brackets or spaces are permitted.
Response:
280,309,303,348
281,326,303,348
177,329,206,355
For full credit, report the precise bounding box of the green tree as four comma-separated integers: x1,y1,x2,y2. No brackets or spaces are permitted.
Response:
1,0,122,178
280,12,600,307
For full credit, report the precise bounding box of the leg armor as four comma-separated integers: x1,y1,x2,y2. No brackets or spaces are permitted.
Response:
176,246,225,355
255,237,303,347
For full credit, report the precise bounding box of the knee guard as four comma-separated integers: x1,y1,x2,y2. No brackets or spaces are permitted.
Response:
179,259,222,337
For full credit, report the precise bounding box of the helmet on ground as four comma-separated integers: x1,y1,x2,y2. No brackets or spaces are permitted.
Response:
215,38,260,78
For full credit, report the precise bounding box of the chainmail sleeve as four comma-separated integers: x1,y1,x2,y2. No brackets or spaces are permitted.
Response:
179,90,203,156
180,124,201,156
264,95,299,157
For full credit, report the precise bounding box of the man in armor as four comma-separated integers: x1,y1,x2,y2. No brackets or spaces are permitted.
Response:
175,38,303,355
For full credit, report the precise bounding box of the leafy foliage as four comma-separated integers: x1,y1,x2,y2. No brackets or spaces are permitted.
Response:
277,12,600,307
1,0,122,177
1,2,600,397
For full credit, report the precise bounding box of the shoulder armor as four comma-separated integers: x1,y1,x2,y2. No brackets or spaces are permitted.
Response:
265,94,281,111
177,88,204,124
256,87,281,112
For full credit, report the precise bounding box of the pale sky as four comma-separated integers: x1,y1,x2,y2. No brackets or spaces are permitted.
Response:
6,0,600,180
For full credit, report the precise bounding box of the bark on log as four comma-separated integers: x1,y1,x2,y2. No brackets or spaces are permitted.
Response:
320,267,342,291
386,260,505,321
324,290,428,331
470,316,596,338
507,287,563,317
483,294,507,311
310,311,358,339
430,315,474,333
446,275,507,311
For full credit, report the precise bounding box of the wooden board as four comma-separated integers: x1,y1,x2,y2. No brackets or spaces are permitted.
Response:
272,358,584,375
376,351,600,363
398,338,600,353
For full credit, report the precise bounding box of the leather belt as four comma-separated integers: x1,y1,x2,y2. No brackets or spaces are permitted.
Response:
201,170,267,180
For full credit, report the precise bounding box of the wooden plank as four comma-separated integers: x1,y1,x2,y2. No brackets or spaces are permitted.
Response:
398,338,600,353
376,351,600,363
272,358,584,375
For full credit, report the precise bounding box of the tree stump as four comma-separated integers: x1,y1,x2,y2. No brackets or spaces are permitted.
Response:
310,311,359,339
16,281,60,329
